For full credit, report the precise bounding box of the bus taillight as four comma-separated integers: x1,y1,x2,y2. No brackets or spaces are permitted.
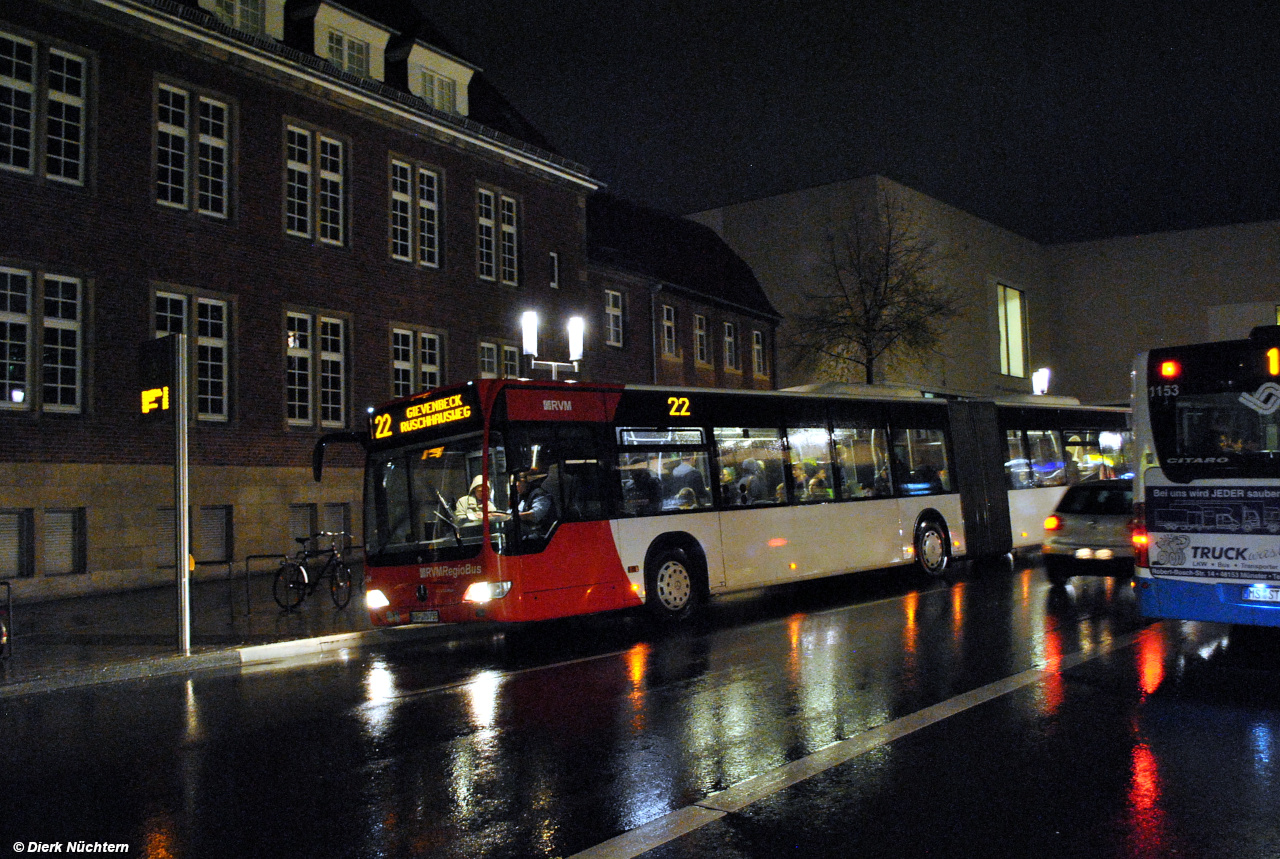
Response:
1043,514,1062,532
1131,503,1149,567
1158,360,1181,379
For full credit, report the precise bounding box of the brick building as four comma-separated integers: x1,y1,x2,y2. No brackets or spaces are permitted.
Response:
0,0,777,601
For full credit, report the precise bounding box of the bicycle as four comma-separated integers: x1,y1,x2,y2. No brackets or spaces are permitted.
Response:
272,531,355,611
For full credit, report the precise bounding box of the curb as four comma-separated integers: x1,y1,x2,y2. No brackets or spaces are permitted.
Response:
0,621,483,700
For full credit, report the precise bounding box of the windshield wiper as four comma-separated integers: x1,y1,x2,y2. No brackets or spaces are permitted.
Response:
433,488,462,545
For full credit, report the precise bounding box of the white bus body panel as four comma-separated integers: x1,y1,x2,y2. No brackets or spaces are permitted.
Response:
1007,486,1070,548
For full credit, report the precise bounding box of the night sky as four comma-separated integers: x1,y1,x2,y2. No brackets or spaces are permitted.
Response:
412,1,1280,244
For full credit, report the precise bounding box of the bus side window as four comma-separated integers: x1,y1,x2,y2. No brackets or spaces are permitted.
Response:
1026,430,1066,487
891,428,951,496
832,426,891,498
661,452,713,510
714,427,785,506
1005,430,1032,489
787,426,834,502
619,453,663,516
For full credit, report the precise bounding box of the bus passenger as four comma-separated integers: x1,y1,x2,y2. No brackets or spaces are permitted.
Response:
670,454,709,504
738,459,767,504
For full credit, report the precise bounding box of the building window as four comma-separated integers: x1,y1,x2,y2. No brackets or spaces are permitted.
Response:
285,124,345,245
0,509,33,578
421,70,457,113
326,30,370,78
477,189,495,280
155,290,229,421
391,327,443,397
478,341,498,378
0,32,87,185
477,188,518,285
1,267,83,413
43,508,85,575
724,322,739,370
605,290,623,347
286,310,346,428
503,344,520,379
156,83,230,218
389,159,441,267
662,305,677,356
499,195,519,285
753,330,767,376
549,252,560,289
694,314,709,364
997,283,1027,378
211,0,266,36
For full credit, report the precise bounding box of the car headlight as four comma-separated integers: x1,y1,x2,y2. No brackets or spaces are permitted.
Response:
463,581,512,603
366,589,390,609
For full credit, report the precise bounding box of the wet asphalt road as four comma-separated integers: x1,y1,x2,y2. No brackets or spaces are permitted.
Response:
2,558,1279,859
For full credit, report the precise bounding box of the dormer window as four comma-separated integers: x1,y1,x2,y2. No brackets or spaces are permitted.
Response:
305,3,393,82
422,70,457,114
200,0,283,39
407,42,475,117
327,30,370,78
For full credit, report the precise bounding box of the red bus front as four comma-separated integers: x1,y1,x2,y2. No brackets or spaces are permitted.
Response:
360,380,643,626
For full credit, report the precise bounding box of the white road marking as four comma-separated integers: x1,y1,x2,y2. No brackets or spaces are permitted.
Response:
569,625,1156,859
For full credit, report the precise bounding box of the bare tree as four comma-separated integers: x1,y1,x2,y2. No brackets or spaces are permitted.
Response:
791,188,964,385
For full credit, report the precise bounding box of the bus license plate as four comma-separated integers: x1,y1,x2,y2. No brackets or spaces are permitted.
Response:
411,610,440,623
1243,584,1280,604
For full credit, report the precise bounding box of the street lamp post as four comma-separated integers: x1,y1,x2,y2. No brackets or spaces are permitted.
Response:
522,311,585,380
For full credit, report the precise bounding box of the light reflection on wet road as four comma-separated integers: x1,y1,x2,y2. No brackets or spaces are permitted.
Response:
2,559,1279,858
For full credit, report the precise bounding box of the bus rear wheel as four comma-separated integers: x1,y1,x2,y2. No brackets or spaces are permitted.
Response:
915,520,949,576
646,548,701,622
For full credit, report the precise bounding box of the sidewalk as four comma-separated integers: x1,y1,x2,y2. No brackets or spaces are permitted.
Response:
0,568,428,698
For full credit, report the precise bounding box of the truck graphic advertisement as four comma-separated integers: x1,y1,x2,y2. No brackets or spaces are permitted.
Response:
1147,486,1280,580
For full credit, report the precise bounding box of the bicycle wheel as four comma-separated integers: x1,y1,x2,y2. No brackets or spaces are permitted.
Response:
273,562,307,610
330,563,353,609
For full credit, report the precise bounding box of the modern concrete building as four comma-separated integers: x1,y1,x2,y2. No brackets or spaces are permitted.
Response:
692,175,1280,405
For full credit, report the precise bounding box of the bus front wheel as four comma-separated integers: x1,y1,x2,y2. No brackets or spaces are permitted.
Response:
915,520,949,576
646,548,702,622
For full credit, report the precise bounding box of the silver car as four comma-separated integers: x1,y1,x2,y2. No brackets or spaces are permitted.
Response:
1042,479,1135,585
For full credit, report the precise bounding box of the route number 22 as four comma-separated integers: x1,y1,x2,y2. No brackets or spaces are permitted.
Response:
667,396,691,417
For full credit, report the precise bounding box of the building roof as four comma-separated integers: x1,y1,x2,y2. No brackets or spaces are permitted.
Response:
587,193,781,321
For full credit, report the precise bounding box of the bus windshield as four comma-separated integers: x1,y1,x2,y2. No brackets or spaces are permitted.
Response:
364,431,508,564
1147,339,1280,480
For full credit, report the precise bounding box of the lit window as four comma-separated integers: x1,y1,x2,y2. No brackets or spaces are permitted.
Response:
998,283,1027,378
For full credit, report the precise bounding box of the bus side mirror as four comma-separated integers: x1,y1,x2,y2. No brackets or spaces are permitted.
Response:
312,431,369,482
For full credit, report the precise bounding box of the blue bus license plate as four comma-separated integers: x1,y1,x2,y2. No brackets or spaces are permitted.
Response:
411,610,440,623
1243,584,1280,604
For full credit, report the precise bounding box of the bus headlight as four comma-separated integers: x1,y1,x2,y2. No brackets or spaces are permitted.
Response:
463,581,512,603
366,589,390,609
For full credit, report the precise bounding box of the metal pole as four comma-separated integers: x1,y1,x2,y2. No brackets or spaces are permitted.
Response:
174,333,191,655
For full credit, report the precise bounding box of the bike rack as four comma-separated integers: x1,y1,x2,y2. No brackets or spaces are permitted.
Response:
1,580,11,660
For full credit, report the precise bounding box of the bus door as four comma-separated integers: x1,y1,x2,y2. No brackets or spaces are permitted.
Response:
948,400,1013,557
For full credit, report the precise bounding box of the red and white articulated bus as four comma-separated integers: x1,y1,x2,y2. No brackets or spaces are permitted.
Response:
314,379,1130,626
